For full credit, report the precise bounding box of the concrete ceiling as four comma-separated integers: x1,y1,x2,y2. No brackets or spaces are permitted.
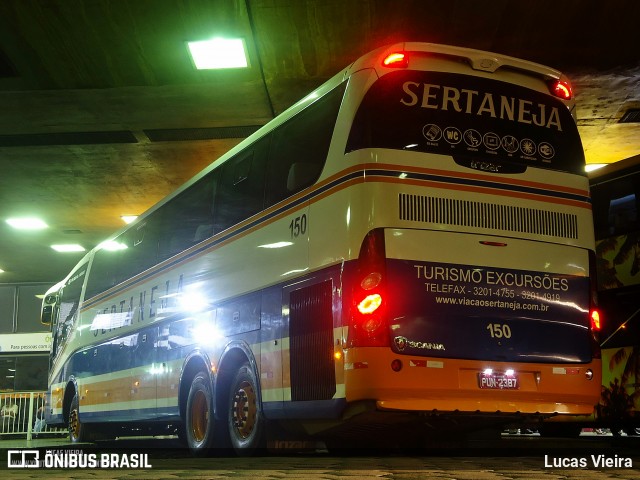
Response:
0,0,639,285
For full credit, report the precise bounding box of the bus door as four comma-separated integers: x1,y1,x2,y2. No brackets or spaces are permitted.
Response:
156,318,198,420
85,333,135,422
257,287,285,417
131,326,158,420
52,267,86,369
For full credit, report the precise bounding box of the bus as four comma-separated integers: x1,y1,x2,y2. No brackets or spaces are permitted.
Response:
41,42,601,454
589,154,640,435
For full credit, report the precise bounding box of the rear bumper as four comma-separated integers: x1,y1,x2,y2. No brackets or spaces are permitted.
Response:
344,347,601,416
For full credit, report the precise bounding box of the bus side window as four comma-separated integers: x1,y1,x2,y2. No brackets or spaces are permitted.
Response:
607,193,637,236
154,172,217,261
265,82,346,207
85,236,127,299
213,138,268,233
592,173,640,239
120,219,161,282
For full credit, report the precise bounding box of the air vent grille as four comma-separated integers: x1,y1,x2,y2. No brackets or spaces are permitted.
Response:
289,280,336,402
399,193,578,239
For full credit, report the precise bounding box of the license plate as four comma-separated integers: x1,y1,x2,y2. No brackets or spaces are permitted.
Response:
477,372,519,390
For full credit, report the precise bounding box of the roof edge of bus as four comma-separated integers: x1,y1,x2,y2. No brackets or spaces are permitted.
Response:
167,64,350,191
74,66,353,262
362,41,564,81
588,152,640,183
44,279,66,296
71,41,571,275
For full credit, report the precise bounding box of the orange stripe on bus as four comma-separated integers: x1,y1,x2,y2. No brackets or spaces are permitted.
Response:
367,162,589,197
373,176,592,210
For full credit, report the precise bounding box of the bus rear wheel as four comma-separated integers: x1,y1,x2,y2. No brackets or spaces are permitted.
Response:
68,393,92,443
227,363,265,455
185,371,215,455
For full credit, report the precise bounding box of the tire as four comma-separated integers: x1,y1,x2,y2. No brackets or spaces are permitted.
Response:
185,371,215,455
68,393,92,443
227,363,265,455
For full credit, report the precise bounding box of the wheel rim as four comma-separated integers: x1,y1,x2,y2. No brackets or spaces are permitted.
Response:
232,380,257,439
69,408,80,440
190,390,209,443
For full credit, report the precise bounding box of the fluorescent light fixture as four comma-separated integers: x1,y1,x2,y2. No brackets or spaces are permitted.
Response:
585,163,607,172
121,215,138,224
187,38,248,69
6,217,48,230
51,244,85,252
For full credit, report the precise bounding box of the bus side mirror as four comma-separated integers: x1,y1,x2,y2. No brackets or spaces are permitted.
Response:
41,306,53,326
41,294,58,326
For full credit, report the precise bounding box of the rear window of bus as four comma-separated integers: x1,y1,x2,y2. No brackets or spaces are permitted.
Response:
346,70,585,175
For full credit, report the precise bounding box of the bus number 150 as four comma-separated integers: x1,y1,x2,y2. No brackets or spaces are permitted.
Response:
289,214,307,238
486,323,512,339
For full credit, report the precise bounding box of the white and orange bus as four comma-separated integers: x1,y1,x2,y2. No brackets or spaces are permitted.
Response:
41,42,601,454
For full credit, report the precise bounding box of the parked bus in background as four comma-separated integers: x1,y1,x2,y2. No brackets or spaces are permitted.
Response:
41,42,601,454
589,154,640,436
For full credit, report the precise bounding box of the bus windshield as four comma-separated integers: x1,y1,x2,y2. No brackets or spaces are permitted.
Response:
347,70,585,175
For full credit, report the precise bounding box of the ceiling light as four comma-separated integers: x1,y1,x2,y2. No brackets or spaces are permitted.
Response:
6,217,48,230
585,163,607,172
187,38,248,69
51,244,85,252
121,215,138,224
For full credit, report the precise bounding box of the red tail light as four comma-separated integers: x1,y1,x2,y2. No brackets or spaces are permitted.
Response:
549,79,573,100
590,309,601,331
588,250,601,359
348,229,389,347
382,52,408,68
357,293,382,314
